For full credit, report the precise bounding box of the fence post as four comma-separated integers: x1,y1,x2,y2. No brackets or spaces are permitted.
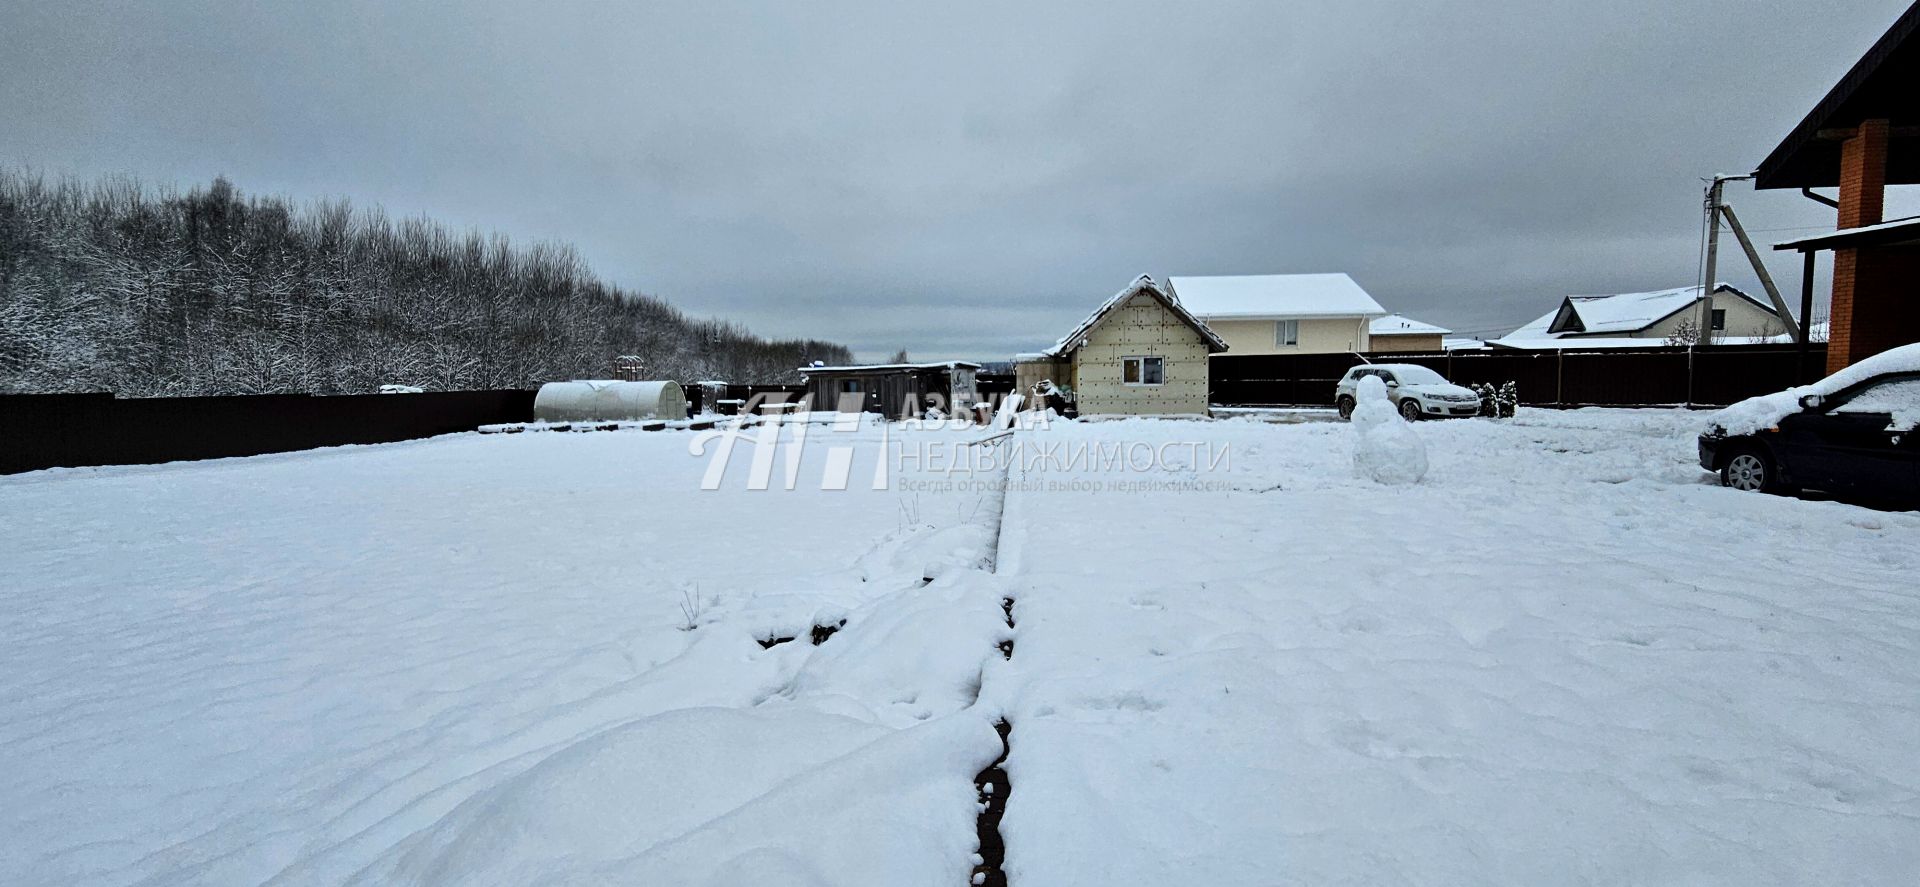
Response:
1555,349,1564,405
1686,346,1695,409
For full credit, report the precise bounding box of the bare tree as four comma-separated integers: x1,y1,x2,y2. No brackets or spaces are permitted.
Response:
1664,318,1702,347
1740,319,1786,345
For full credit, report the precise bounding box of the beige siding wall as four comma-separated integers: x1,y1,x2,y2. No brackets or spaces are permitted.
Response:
1368,333,1444,353
1071,293,1212,415
1204,317,1372,355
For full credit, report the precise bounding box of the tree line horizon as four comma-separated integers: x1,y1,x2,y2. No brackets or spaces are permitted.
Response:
0,169,853,397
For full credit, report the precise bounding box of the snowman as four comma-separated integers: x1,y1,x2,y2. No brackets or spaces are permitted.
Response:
1350,374,1428,485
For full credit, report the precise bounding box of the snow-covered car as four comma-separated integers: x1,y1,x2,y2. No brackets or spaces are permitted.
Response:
1699,342,1920,503
1335,364,1481,421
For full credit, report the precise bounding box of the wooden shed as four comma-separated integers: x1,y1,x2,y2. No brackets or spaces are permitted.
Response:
797,361,982,419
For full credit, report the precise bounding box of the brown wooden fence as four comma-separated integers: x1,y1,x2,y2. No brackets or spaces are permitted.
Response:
1,389,536,475
1210,344,1828,408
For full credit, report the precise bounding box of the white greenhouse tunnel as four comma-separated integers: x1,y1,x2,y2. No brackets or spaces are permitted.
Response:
533,380,688,422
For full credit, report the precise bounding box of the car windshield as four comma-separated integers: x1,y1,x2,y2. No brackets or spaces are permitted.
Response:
1390,366,1448,385
1834,378,1920,417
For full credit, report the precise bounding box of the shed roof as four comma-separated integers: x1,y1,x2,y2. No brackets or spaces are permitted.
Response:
1773,215,1920,251
1044,275,1228,357
1166,273,1387,320
1369,314,1453,336
1754,1,1920,189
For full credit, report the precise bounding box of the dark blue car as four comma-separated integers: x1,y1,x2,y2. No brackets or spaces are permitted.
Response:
1699,369,1920,505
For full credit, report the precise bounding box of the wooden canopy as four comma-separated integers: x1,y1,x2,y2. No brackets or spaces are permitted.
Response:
1754,1,1920,190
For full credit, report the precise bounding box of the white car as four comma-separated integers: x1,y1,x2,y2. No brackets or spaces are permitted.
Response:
1335,364,1482,421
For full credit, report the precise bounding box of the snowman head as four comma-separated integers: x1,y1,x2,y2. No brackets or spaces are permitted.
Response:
1356,374,1389,403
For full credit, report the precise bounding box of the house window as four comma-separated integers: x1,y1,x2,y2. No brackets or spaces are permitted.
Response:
1123,356,1165,386
1711,309,1727,331
1275,319,1299,346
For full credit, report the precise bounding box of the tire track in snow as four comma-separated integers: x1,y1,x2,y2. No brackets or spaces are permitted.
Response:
972,435,1017,887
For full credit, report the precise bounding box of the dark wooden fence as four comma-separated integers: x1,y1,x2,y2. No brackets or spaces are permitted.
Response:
977,372,1016,401
686,378,1015,416
1,389,535,475
685,384,808,416
1210,344,1828,408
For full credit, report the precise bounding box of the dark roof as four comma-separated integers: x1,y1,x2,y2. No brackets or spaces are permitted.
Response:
1773,215,1920,251
1754,1,1920,189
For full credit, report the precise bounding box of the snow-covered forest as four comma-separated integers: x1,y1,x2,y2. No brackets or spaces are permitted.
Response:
0,171,851,396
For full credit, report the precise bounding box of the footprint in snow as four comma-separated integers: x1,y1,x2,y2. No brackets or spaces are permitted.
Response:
1080,691,1164,713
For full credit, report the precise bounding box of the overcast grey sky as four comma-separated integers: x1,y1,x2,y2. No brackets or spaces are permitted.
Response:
5,0,1916,360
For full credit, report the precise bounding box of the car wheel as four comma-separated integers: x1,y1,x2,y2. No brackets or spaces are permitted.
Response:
1720,446,1778,494
1399,397,1423,422
1336,396,1355,421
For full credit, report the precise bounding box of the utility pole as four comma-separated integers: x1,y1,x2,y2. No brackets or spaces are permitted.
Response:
1701,174,1803,343
1701,177,1726,346
1719,201,1801,342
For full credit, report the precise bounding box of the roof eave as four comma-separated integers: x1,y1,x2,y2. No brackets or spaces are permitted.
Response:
1773,216,1920,251
1755,1,1920,190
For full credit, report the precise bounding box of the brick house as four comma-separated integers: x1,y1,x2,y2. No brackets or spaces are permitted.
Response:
1756,1,1920,373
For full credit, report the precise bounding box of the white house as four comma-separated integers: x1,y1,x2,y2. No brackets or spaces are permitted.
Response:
1167,273,1387,356
1491,284,1787,350
1368,314,1453,353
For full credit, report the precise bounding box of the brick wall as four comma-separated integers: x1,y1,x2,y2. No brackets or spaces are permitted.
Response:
1844,245,1920,365
1829,118,1891,372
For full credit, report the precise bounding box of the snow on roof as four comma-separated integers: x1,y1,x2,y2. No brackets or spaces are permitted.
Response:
1773,215,1920,251
1711,341,1920,435
1491,283,1774,348
1766,216,1920,251
1044,275,1228,357
1491,330,1825,351
1561,285,1716,334
796,361,981,374
1370,314,1452,336
1489,335,1690,351
1167,273,1387,320
1441,337,1487,351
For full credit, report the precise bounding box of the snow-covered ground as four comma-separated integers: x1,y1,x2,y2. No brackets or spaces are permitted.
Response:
993,411,1920,886
3,409,1916,885
0,420,1010,886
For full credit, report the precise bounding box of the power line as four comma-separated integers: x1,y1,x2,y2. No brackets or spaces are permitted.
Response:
1736,223,1836,234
